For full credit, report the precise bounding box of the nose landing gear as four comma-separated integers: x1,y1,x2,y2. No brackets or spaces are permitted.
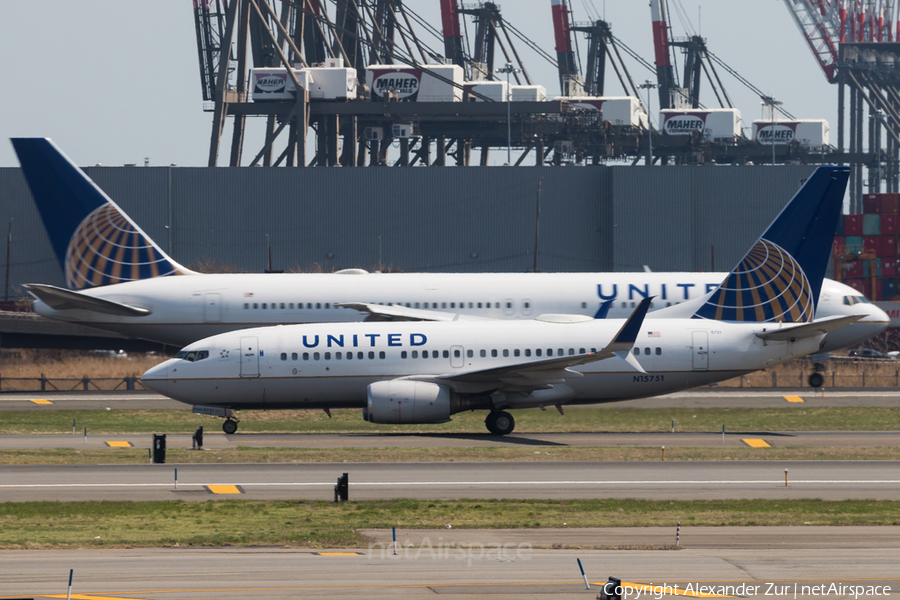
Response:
222,418,239,434
808,372,824,388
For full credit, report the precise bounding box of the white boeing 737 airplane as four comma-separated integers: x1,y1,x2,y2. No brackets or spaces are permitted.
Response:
142,166,861,435
10,139,889,374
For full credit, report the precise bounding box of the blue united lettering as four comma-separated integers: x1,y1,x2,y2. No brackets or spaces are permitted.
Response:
297,333,426,349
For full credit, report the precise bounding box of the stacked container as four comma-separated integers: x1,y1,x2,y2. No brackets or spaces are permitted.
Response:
834,193,900,299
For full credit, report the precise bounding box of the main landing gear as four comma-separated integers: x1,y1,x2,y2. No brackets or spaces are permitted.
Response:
485,411,515,436
222,419,239,435
808,372,825,388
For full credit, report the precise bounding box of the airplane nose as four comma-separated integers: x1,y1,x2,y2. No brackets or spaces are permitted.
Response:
866,302,891,332
141,361,169,391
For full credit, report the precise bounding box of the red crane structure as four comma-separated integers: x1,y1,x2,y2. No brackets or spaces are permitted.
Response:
783,0,900,207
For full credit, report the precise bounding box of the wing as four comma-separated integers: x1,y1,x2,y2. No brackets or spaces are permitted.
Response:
335,302,493,322
423,297,653,394
755,314,866,341
24,284,151,317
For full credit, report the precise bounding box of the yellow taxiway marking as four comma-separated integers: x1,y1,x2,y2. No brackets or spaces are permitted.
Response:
205,484,243,494
313,552,364,556
30,399,53,405
105,441,133,448
742,438,771,448
43,595,141,600
783,395,805,403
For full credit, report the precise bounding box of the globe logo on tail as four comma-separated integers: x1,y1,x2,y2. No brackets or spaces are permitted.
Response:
65,204,184,290
694,239,814,323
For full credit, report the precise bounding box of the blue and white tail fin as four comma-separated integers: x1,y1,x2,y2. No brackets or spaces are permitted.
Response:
692,166,849,323
11,138,197,290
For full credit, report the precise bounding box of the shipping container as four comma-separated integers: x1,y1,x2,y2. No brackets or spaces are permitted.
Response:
555,96,648,127
881,214,899,235
863,235,880,254
249,68,313,101
751,119,829,147
845,235,864,253
464,81,507,102
660,109,742,141
879,235,897,257
844,278,866,294
367,64,464,102
864,195,881,214
874,278,883,300
844,214,863,236
834,235,846,253
510,85,547,101
884,258,898,277
843,261,864,278
883,194,900,214
863,214,881,235
305,63,357,100
864,258,882,278
884,278,899,300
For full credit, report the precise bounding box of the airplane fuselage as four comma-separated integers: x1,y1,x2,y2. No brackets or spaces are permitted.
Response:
142,317,825,413
31,272,887,352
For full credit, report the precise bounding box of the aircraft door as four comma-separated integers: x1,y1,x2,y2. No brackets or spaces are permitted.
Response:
203,293,222,323
450,345,464,368
692,331,709,371
240,336,260,377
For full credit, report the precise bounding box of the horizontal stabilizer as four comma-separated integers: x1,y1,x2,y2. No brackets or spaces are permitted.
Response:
755,314,865,342
24,283,151,317
335,302,491,322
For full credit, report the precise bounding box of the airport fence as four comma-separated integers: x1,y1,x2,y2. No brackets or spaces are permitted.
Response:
720,358,900,388
0,375,148,392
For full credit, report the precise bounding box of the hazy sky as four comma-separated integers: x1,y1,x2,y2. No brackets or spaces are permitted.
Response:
0,0,834,167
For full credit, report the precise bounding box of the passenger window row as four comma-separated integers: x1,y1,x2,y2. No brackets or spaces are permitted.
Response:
245,302,336,310
633,347,663,356
276,346,612,363
243,301,596,311
281,351,387,361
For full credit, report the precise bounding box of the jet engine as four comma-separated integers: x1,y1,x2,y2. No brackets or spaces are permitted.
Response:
365,380,452,424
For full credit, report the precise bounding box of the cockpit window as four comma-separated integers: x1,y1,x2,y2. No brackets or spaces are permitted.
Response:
174,350,209,362
843,295,870,306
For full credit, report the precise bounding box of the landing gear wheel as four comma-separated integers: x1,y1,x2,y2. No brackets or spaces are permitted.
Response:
808,372,824,388
485,411,515,436
222,419,238,435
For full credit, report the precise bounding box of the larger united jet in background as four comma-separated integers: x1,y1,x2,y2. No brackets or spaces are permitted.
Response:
11,138,888,386
142,166,862,434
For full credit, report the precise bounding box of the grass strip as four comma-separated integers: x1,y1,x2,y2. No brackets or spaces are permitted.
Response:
2,406,900,435
1,498,898,550
3,446,900,465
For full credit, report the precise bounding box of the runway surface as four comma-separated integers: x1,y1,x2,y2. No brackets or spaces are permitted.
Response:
1,540,897,599
1,388,898,411
3,430,899,450
1,461,897,501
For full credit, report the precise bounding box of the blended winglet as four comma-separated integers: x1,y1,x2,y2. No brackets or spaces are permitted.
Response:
608,297,653,351
11,138,196,290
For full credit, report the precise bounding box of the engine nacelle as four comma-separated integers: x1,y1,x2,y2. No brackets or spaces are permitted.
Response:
366,380,452,424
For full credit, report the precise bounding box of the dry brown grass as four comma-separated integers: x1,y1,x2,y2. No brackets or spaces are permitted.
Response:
0,351,165,380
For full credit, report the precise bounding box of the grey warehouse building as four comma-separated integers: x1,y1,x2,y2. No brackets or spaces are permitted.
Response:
0,165,817,293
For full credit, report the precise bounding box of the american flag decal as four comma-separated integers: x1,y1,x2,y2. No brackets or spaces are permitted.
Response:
648,331,661,338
